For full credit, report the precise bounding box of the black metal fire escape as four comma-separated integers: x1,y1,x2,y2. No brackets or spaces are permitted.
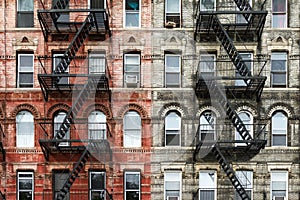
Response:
194,0,267,200
37,0,112,199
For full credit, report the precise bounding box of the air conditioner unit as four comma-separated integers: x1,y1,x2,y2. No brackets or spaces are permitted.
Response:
273,196,286,200
125,75,138,84
165,21,177,28
167,196,179,200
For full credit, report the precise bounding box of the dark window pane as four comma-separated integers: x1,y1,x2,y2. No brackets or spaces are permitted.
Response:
273,135,286,146
17,12,34,27
126,0,139,10
271,60,286,71
272,73,286,85
19,192,32,200
91,191,105,200
166,73,180,86
272,0,286,12
91,173,105,190
19,179,32,189
91,0,105,9
166,133,180,146
126,191,139,200
200,190,215,200
126,174,140,189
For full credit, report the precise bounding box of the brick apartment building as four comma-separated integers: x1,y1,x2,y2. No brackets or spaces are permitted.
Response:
0,0,299,200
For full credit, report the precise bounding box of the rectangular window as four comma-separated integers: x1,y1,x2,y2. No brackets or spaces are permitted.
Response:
18,171,34,200
124,112,141,147
17,0,34,27
52,0,69,23
165,54,181,87
53,53,69,85
271,171,288,199
165,0,181,28
235,53,252,86
164,171,181,200
199,171,216,200
125,171,140,200
90,0,105,9
89,52,106,74
235,171,253,200
125,0,140,27
53,171,70,200
236,0,252,23
89,171,106,200
199,54,215,77
272,0,287,28
124,54,140,88
271,52,287,87
200,0,216,11
272,112,287,146
165,112,181,146
17,53,34,88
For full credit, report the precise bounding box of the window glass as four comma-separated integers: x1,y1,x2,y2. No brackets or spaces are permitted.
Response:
124,54,140,87
125,0,140,27
54,171,70,200
124,111,141,147
199,54,215,77
272,112,287,146
235,171,253,200
90,171,106,200
165,172,181,199
54,112,70,146
17,0,34,27
88,111,106,139
235,53,252,86
165,54,181,87
235,111,252,146
200,0,215,11
18,172,34,200
125,172,140,200
199,171,216,200
18,54,34,88
16,111,34,147
89,53,106,74
271,171,287,198
272,0,287,28
199,111,215,141
165,112,181,146
271,52,287,87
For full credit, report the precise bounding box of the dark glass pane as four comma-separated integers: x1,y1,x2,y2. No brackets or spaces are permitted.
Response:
166,73,180,86
125,13,139,27
19,179,32,189
272,73,286,85
19,192,32,200
126,0,139,10
17,12,34,27
126,191,139,200
166,134,180,146
272,0,286,12
126,174,140,189
91,191,105,200
272,135,286,146
200,190,215,200
91,0,105,9
91,173,105,190
271,60,286,71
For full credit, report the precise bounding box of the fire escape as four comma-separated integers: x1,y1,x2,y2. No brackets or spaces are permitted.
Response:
37,0,112,199
193,0,267,199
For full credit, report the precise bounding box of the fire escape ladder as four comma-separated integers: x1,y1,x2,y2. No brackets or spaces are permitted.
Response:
212,146,250,200
56,148,91,200
210,16,252,86
234,0,252,22
51,0,69,23
53,13,96,84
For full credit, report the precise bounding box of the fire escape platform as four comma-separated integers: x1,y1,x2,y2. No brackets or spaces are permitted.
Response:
195,75,266,101
37,9,111,41
195,11,267,41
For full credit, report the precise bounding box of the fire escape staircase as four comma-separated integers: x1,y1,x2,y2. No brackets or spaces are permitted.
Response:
194,1,267,199
51,0,69,23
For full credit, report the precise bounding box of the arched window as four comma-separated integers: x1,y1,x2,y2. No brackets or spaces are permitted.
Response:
123,111,141,147
53,111,70,146
235,111,253,146
272,111,287,146
88,111,106,140
199,110,216,141
16,111,34,147
165,111,181,146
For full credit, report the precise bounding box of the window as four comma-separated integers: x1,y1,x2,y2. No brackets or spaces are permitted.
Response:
200,0,216,11
199,54,215,77
235,53,252,86
235,171,253,200
90,0,105,9
124,54,140,87
16,111,34,147
236,0,252,23
53,171,69,200
123,111,141,147
53,112,70,146
53,53,69,85
124,171,140,200
165,0,181,28
271,52,287,87
52,0,69,23
272,111,287,146
164,171,181,200
125,0,140,27
17,0,34,27
88,111,106,140
235,111,253,146
272,0,287,28
199,111,216,141
271,171,288,199
17,53,34,88
165,54,181,87
165,112,181,146
199,171,216,200
89,171,106,200
18,171,34,200
89,52,106,74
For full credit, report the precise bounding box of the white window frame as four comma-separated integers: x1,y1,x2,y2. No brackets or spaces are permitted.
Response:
164,171,182,200
199,111,216,142
165,111,181,146
123,111,141,147
272,0,287,28
271,111,287,146
165,0,181,28
235,171,253,200
88,111,107,140
200,0,216,11
16,111,34,147
235,53,253,86
124,171,140,200
124,54,140,87
17,0,34,27
199,170,216,200
199,54,216,77
165,54,181,87
88,52,106,74
271,52,287,87
53,53,69,84
235,111,253,146
17,171,34,200
89,171,106,200
271,171,288,200
124,0,141,28
53,111,70,146
17,53,34,88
